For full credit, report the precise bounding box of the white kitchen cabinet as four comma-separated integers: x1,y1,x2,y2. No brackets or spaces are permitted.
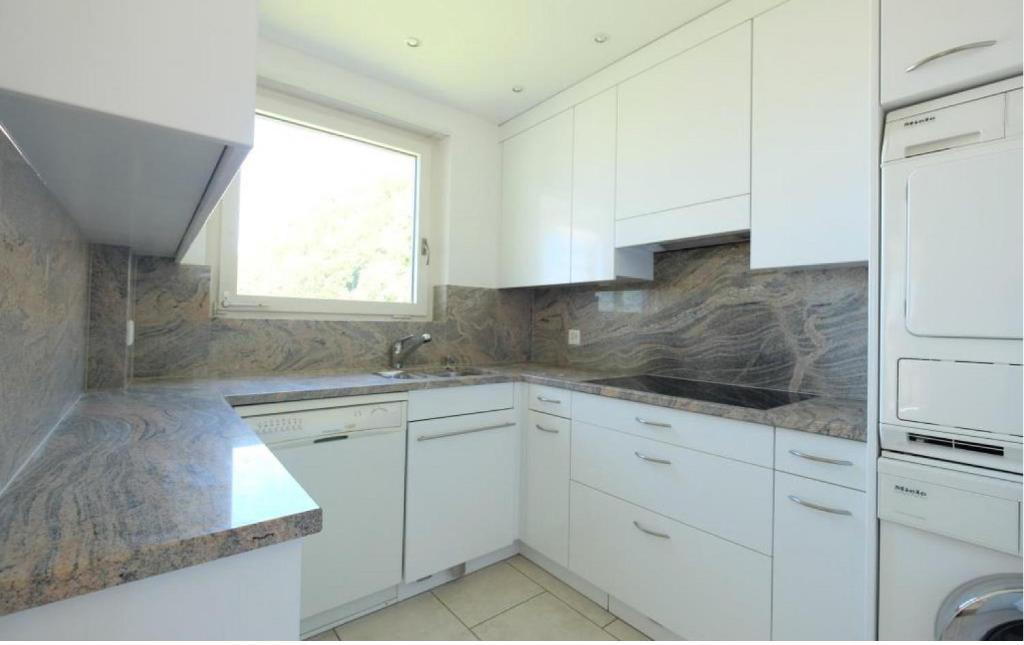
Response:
571,421,773,554
0,0,256,258
520,411,571,567
569,482,772,640
772,471,868,640
775,427,867,491
499,111,573,288
615,22,752,247
0,542,301,640
881,0,1023,108
571,89,652,283
750,0,872,269
404,408,518,582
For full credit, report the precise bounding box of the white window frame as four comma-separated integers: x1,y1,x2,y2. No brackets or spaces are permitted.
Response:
214,89,434,320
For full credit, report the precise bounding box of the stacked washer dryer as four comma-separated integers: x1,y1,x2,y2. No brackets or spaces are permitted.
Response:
879,77,1023,640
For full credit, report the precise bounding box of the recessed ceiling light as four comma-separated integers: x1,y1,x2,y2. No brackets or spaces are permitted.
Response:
512,86,524,93
593,33,610,44
405,37,421,48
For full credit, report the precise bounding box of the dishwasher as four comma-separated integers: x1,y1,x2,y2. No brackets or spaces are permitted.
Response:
236,394,406,634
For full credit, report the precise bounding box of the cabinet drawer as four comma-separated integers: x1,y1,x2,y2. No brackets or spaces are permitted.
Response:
881,0,1023,107
572,421,772,554
571,392,773,466
407,383,514,421
569,483,771,640
405,409,518,581
528,384,571,418
775,428,866,490
773,472,867,640
521,411,571,566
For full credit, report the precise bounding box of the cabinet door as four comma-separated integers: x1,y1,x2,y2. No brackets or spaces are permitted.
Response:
773,472,868,640
881,0,1023,108
616,22,751,221
750,0,871,269
571,88,617,283
520,411,570,566
570,483,772,640
499,110,573,287
404,409,518,581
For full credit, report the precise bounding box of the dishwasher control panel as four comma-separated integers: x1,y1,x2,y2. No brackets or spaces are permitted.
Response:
239,399,406,444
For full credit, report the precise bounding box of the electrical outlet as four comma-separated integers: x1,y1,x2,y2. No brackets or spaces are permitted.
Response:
567,329,581,346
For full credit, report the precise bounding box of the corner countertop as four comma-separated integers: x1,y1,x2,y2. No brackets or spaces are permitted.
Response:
0,362,864,618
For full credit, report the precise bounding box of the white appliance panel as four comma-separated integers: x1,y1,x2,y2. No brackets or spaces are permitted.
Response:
905,148,1023,339
897,360,1023,435
273,429,405,618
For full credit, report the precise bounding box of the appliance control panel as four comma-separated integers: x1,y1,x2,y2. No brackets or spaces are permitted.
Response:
245,401,405,443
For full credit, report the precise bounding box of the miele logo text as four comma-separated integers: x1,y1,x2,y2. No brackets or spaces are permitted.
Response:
903,115,936,127
894,484,927,497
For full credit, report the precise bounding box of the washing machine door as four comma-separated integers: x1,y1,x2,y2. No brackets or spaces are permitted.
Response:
936,574,1023,640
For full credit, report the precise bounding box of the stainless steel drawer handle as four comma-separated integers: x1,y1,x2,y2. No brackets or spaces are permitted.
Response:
788,449,853,466
537,395,562,404
905,40,997,72
635,416,671,428
788,495,852,516
633,520,671,539
536,424,560,433
418,421,515,442
634,451,671,465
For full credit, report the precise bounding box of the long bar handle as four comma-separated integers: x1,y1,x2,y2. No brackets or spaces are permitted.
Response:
536,424,560,434
788,495,852,516
635,416,672,428
635,451,671,465
537,395,563,404
633,520,671,539
417,421,515,442
788,449,853,466
906,40,997,72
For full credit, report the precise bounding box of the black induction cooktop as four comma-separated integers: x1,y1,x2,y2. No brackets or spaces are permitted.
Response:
585,374,815,410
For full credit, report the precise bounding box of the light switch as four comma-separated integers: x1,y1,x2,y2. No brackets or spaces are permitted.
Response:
568,329,581,346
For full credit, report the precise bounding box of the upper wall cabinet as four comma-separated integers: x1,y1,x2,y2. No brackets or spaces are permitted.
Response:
615,22,752,248
750,0,872,269
500,90,652,288
0,0,256,259
500,111,574,288
881,0,1023,108
570,89,653,285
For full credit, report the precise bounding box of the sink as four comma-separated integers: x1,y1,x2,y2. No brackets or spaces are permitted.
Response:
375,370,429,380
416,367,489,378
375,367,488,380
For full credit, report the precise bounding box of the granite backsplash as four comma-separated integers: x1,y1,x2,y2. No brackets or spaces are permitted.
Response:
86,241,866,402
0,132,88,492
530,243,868,400
86,252,533,385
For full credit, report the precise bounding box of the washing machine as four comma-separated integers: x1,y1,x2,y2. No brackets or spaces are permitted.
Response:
878,456,1022,640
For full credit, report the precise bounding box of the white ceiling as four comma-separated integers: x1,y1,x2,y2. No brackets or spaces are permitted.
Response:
259,0,728,123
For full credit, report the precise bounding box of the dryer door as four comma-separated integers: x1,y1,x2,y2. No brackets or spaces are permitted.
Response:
936,574,1023,640
904,146,1023,340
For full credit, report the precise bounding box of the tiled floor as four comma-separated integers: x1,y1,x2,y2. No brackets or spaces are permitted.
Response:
305,555,650,641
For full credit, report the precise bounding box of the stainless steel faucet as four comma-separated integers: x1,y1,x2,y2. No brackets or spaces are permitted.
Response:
389,333,432,369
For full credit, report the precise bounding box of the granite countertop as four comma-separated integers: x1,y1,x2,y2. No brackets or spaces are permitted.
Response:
0,362,865,618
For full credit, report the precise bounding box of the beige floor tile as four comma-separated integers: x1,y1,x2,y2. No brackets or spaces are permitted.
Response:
507,555,615,627
433,562,544,627
304,628,339,641
333,592,476,641
473,592,616,641
604,619,650,641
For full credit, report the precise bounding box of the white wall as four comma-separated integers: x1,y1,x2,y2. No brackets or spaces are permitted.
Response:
189,39,501,289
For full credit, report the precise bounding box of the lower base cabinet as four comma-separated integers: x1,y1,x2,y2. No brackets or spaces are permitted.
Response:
569,482,772,640
404,408,519,582
772,471,868,640
520,410,571,566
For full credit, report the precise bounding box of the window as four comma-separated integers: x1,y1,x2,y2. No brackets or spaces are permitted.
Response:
217,90,433,318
